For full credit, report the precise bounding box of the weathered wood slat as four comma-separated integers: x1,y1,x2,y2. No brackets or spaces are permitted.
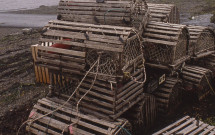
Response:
48,20,132,30
40,38,123,52
58,0,148,29
36,63,83,75
38,51,85,63
143,38,177,46
43,98,116,128
189,123,209,134
144,33,178,41
27,97,130,135
116,86,143,110
152,116,190,135
36,57,85,70
153,77,181,116
153,116,215,135
33,105,110,134
199,126,215,135
145,28,179,35
117,72,143,98
36,45,85,57
78,87,114,102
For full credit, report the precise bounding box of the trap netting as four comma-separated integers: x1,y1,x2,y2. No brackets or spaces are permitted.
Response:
188,26,215,56
86,50,119,76
174,28,189,61
86,34,143,77
147,3,180,24
122,35,143,71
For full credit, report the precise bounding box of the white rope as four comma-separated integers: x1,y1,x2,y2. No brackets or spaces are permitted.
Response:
131,29,147,84
61,55,101,134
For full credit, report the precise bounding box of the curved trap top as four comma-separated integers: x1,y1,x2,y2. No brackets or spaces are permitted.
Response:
147,3,180,24
143,21,189,69
37,20,144,79
188,25,215,58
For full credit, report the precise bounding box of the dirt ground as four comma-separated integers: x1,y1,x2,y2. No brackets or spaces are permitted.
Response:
0,28,48,135
0,1,215,135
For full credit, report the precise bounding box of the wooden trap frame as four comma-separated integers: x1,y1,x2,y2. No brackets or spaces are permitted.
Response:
188,25,215,59
57,0,150,31
147,3,180,24
26,97,132,135
153,77,182,116
181,65,214,100
143,21,189,70
124,93,157,134
153,115,215,135
32,20,146,120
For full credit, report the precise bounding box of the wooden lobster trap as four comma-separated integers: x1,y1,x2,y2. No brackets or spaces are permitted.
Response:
57,0,150,31
147,3,180,24
188,25,215,58
32,20,146,120
181,65,214,100
26,97,132,135
143,21,189,69
153,116,215,135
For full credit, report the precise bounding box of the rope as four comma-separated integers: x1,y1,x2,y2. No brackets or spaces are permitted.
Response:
117,125,132,135
131,76,144,84
61,55,100,134
16,59,99,135
131,29,147,84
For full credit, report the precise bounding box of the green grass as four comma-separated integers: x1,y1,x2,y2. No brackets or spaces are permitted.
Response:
204,0,215,23
204,117,215,126
204,0,215,12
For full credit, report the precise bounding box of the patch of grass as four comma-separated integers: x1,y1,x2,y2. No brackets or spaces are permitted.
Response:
203,0,215,13
204,117,215,126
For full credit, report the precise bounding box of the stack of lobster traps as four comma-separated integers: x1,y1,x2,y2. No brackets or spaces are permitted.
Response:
27,0,158,134
142,18,215,116
26,0,215,134
142,22,215,115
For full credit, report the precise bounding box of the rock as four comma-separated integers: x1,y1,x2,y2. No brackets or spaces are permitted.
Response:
22,28,32,35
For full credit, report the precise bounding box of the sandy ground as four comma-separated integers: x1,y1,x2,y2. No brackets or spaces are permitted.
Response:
0,1,214,135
